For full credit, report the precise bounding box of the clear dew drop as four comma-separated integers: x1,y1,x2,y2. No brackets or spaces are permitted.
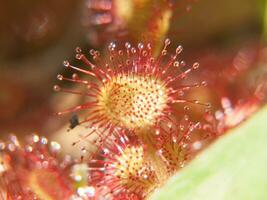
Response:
184,106,190,111
194,100,199,104
147,43,152,49
165,38,171,46
10,135,19,146
201,81,207,86
125,42,131,49
108,42,116,51
138,43,144,50
77,186,95,198
75,54,82,60
131,47,136,54
40,137,48,145
32,134,39,143
81,147,87,154
142,50,148,57
161,50,167,56
63,60,70,67
192,141,202,150
53,85,61,92
75,47,82,53
50,141,61,153
180,61,186,67
25,145,33,152
176,45,183,54
72,73,79,80
89,49,95,55
173,61,179,67
57,74,63,80
193,62,200,69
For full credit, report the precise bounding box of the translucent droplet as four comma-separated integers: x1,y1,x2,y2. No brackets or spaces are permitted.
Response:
125,42,131,49
53,85,61,92
76,47,82,53
25,145,33,152
89,49,95,55
77,186,95,197
57,74,63,80
184,106,190,111
161,50,167,56
50,141,61,153
142,50,148,57
147,43,152,49
131,47,136,54
32,134,39,143
180,61,186,67
173,61,179,67
165,38,171,46
201,81,207,86
192,141,202,150
72,73,79,80
176,45,183,54
40,137,48,145
76,54,82,60
193,62,200,69
63,60,70,67
108,42,116,51
138,43,144,50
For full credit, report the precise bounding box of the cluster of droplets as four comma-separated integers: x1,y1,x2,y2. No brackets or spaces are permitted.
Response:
202,96,261,138
55,38,209,136
154,116,201,173
0,134,101,200
87,130,159,199
53,39,214,199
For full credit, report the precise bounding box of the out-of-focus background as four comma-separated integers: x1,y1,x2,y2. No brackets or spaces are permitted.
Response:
0,0,265,156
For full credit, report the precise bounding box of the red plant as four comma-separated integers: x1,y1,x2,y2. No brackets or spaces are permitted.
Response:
0,134,75,200
87,129,158,199
78,119,199,199
55,39,209,148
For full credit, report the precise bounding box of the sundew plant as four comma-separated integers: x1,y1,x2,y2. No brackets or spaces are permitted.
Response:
0,0,266,200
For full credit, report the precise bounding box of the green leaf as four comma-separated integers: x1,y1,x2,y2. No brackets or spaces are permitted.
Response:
150,105,267,200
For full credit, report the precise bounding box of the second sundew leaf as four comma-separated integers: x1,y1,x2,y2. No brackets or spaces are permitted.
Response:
149,105,267,200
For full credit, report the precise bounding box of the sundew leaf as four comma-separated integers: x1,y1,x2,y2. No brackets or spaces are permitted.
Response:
150,105,267,200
